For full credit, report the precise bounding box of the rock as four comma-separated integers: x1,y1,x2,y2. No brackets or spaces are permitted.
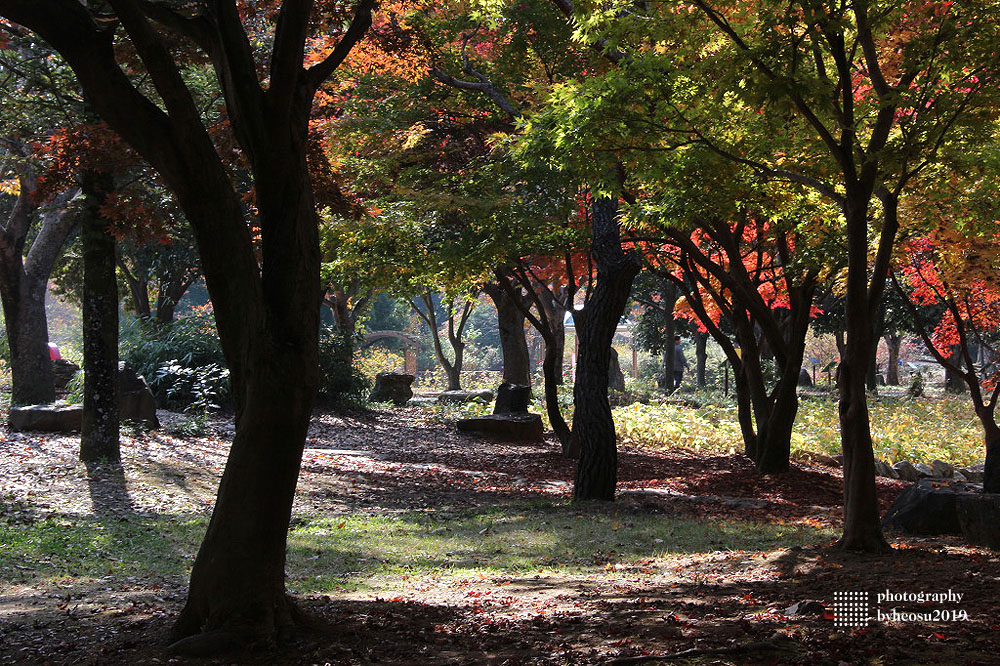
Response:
930,459,954,478
456,413,544,442
913,462,934,478
814,454,841,467
406,397,437,407
369,372,414,406
953,471,969,483
956,492,1000,549
608,347,626,393
797,368,813,387
893,461,920,482
51,359,81,393
882,479,981,536
962,464,986,483
438,389,495,404
493,382,532,414
9,404,83,432
874,459,898,479
785,600,826,616
118,362,159,429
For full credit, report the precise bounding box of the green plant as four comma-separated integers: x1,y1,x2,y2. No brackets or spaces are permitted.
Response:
154,361,230,413
317,327,369,407
64,369,84,404
119,309,229,407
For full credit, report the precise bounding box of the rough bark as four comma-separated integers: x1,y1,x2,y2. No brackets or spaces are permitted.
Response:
79,172,120,463
572,196,641,501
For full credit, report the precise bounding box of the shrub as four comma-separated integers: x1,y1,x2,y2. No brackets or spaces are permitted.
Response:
119,309,229,409
317,327,369,407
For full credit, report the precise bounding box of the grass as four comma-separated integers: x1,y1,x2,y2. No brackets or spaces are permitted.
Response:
0,497,833,595
285,500,831,593
0,510,201,586
614,393,984,467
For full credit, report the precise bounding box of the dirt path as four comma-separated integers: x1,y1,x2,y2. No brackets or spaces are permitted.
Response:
2,408,998,665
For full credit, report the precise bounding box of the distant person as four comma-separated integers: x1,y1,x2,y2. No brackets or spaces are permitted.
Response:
47,342,61,361
673,335,688,390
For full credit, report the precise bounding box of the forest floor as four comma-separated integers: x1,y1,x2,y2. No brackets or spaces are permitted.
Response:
1,406,999,665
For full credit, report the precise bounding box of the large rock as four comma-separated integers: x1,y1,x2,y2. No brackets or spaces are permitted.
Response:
913,462,934,479
882,479,981,536
956,493,1000,549
52,359,81,394
893,461,920,482
369,372,414,406
438,389,494,404
118,362,159,429
874,459,899,479
9,404,83,432
797,368,813,387
958,465,986,483
457,413,544,442
494,382,532,415
930,459,954,478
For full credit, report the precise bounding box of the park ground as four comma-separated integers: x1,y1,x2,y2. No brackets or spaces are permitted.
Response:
2,402,1000,665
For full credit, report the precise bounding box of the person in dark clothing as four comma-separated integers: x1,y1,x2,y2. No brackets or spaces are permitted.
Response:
673,335,689,390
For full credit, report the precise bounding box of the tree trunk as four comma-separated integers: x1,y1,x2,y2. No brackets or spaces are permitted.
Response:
659,278,677,391
539,287,567,385
884,333,901,385
0,185,77,406
170,168,322,654
979,414,1000,494
485,282,531,386
171,341,317,652
695,331,708,387
2,281,56,405
572,196,641,501
836,195,890,553
79,173,120,463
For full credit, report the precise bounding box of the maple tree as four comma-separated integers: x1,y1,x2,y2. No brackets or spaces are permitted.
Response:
893,176,1000,491
551,0,1000,550
0,27,87,405
0,0,380,653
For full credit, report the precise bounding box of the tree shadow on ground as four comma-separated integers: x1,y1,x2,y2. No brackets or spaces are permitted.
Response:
6,540,997,665
85,460,135,516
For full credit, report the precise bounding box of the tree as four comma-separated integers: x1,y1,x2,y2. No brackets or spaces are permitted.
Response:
563,0,1000,549
893,212,1000,492
0,27,86,405
0,0,377,652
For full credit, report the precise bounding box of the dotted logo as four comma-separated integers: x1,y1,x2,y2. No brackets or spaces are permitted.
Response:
833,591,870,628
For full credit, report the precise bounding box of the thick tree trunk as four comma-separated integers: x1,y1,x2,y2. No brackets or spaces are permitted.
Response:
485,283,531,386
884,333,901,385
0,185,77,406
170,173,322,654
171,342,317,652
79,174,120,463
3,282,55,405
572,197,641,501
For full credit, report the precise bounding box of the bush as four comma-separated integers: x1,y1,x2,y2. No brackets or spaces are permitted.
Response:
119,309,229,409
317,327,369,407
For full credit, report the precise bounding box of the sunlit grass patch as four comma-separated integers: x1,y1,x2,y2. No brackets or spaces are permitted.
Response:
616,395,984,466
0,511,201,586
285,500,833,594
